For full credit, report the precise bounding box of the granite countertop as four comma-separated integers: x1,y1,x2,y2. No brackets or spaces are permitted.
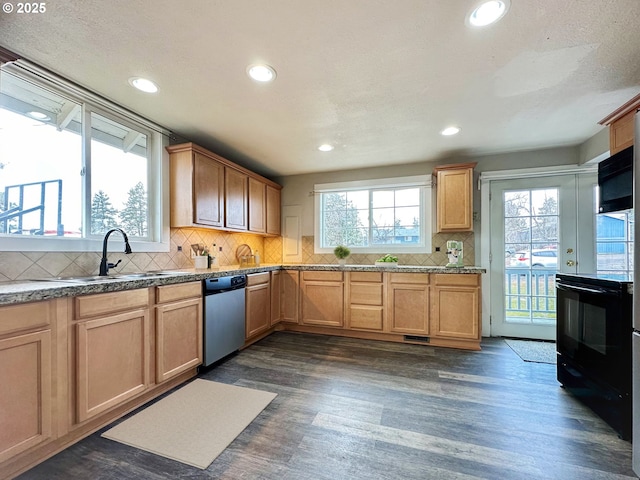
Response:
0,263,485,306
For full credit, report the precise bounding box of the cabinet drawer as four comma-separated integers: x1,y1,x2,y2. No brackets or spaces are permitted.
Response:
302,271,343,282
247,272,271,286
75,289,149,319
156,282,202,303
349,306,383,331
349,271,383,283
350,283,383,306
0,301,52,336
432,274,479,287
388,273,429,285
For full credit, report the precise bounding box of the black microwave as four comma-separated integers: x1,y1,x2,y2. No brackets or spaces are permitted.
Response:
598,145,633,213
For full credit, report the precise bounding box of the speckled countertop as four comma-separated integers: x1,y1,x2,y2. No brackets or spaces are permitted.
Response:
0,263,485,306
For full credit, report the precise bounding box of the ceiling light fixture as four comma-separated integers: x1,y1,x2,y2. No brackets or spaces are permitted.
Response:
129,77,159,93
467,0,510,27
27,111,51,121
318,144,334,152
247,64,277,83
441,126,460,136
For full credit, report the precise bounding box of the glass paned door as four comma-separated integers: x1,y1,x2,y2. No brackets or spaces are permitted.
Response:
490,175,591,340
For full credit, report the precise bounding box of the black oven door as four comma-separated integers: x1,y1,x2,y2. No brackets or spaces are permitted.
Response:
556,280,629,393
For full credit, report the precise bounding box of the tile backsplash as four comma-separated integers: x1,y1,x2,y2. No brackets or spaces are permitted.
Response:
0,228,265,281
0,229,474,281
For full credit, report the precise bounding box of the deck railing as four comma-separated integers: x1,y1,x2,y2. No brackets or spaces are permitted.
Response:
504,268,556,322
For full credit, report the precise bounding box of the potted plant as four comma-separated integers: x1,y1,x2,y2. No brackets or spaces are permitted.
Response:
333,245,351,266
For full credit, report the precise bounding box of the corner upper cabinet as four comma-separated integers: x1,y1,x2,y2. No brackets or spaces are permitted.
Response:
168,144,224,228
266,185,281,236
433,162,476,233
248,177,266,234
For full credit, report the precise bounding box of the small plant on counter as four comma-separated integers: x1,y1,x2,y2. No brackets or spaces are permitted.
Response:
333,245,351,259
376,254,398,263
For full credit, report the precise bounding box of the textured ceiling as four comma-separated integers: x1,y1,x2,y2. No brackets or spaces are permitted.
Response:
1,0,639,177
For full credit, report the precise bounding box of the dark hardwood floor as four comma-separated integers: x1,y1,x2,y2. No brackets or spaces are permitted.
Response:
18,333,635,479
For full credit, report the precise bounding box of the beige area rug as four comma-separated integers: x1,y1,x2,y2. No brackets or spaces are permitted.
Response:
504,338,556,364
101,379,277,469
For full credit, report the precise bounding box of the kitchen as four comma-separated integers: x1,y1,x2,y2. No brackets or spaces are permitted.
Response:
1,1,640,478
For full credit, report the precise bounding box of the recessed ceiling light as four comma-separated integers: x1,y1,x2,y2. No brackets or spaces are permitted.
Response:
467,0,510,27
318,144,334,152
27,111,50,121
441,126,460,136
247,64,277,83
129,77,159,93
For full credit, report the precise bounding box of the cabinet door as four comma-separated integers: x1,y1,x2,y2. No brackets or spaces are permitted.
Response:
609,109,635,155
266,185,281,235
246,283,271,339
388,283,429,334
225,167,248,230
248,177,266,233
0,330,52,463
156,297,202,383
76,309,150,422
194,152,224,227
435,166,474,232
300,281,344,327
431,285,480,341
282,270,300,324
270,270,282,326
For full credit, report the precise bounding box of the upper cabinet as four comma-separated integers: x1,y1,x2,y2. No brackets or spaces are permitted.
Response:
432,162,476,233
599,93,640,155
167,143,282,235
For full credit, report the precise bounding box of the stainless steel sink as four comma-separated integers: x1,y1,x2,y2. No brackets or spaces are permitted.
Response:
35,271,188,283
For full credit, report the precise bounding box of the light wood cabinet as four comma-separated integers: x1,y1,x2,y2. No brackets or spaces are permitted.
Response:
387,273,429,335
167,142,281,235
225,167,249,231
599,94,640,155
281,270,300,324
168,147,224,228
155,282,202,384
300,271,344,327
270,270,282,326
266,185,281,236
433,162,476,233
0,301,56,464
431,274,481,347
246,273,271,339
74,289,150,423
248,177,266,233
346,271,384,331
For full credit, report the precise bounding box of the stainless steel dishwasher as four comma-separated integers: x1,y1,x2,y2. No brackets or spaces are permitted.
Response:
202,275,247,366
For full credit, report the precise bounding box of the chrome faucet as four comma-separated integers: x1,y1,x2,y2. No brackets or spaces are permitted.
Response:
99,228,133,276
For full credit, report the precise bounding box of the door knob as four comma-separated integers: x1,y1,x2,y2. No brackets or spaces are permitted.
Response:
566,260,576,266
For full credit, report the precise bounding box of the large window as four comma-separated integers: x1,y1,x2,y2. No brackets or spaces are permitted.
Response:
0,62,167,251
314,176,432,253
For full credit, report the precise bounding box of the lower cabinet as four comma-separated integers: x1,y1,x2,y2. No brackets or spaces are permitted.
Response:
0,300,56,464
387,273,430,335
300,271,344,327
347,271,384,331
431,274,480,343
246,272,271,339
155,282,203,383
270,270,282,326
76,308,150,423
281,270,300,324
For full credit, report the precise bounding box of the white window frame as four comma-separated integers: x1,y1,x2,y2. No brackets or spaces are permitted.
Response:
0,60,170,252
314,175,433,254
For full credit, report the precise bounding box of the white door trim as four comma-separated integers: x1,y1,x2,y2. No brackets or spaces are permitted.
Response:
479,164,597,338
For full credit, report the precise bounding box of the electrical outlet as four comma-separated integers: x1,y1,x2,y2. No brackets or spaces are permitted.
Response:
435,247,440,252
177,246,182,252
